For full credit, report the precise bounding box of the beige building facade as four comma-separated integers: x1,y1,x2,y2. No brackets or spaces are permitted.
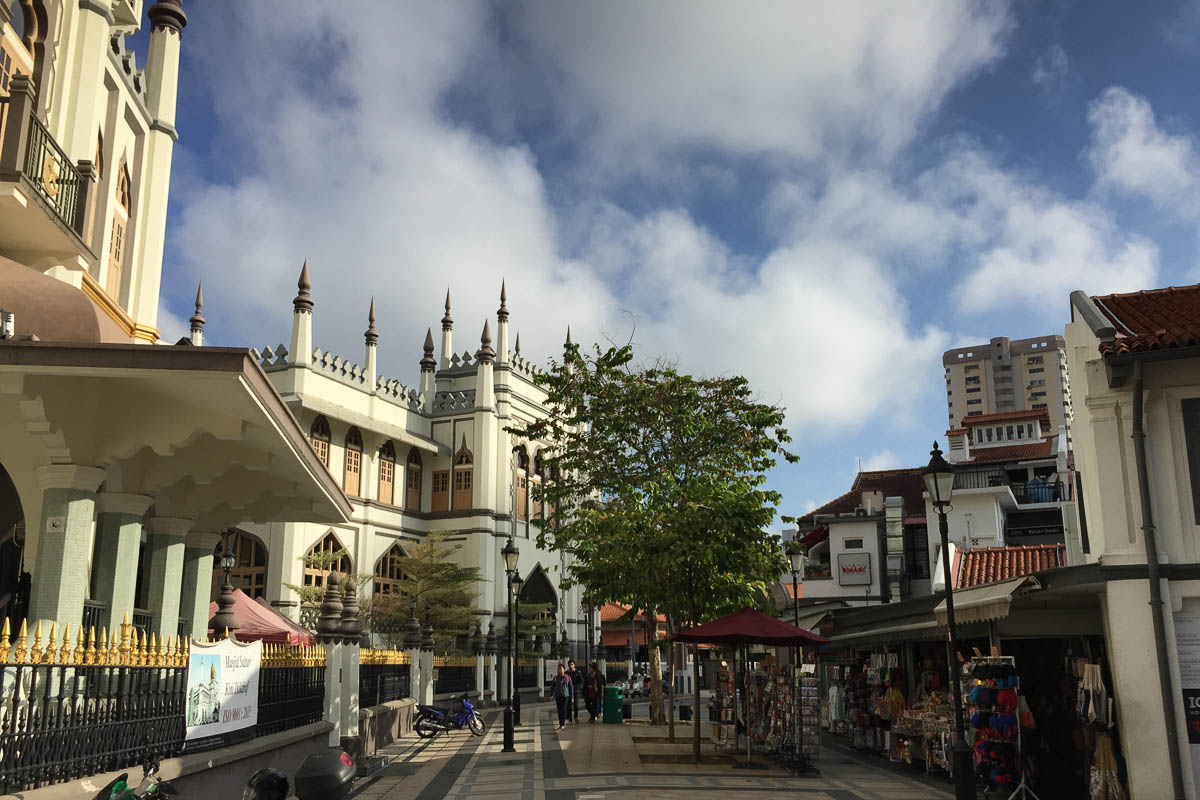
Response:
943,334,1072,436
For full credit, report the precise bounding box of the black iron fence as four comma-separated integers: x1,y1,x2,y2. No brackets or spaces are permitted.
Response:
433,660,474,696
606,665,628,682
359,648,411,708
255,644,326,738
0,619,187,792
515,662,538,689
0,619,329,793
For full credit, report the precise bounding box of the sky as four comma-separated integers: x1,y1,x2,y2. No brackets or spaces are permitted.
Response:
152,1,1200,526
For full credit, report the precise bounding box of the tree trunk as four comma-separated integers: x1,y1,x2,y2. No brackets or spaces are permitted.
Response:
692,642,702,763
666,615,678,742
647,609,666,725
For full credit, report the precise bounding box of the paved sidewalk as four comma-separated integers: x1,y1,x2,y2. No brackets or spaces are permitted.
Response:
350,704,953,799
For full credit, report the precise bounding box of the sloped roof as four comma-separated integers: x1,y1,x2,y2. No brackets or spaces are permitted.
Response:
599,602,666,625
959,437,1056,465
957,544,1066,589
798,468,926,524
962,408,1050,426
1092,283,1200,356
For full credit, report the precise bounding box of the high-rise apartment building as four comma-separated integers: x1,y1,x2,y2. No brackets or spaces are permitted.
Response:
943,335,1072,435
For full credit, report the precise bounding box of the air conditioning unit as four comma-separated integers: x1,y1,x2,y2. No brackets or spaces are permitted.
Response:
854,507,868,517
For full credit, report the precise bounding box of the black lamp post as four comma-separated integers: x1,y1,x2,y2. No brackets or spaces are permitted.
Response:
501,536,519,751
787,548,804,630
511,571,524,725
923,441,975,800
208,541,240,636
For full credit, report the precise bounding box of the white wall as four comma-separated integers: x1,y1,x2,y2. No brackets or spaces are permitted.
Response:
801,517,882,605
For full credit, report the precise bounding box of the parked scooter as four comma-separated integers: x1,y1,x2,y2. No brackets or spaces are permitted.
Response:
415,692,485,738
92,760,178,799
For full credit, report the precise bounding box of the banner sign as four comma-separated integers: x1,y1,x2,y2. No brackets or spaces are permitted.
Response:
1175,601,1200,790
837,552,871,586
185,638,261,741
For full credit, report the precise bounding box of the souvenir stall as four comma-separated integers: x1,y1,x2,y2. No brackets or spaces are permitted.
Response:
673,607,828,773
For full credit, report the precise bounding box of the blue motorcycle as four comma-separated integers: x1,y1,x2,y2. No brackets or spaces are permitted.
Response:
415,693,485,738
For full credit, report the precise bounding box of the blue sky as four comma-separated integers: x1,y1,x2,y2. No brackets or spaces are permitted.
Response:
152,1,1200,525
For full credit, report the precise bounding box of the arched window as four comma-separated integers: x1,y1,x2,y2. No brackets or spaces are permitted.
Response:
453,443,473,510
378,441,396,505
106,163,131,300
310,415,331,467
373,543,407,595
405,448,422,511
515,448,530,522
303,532,352,589
344,427,363,497
0,3,34,97
532,454,544,520
211,530,268,600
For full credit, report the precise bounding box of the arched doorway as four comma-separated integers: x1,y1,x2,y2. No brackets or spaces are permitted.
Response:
518,564,560,656
0,460,27,629
211,529,268,600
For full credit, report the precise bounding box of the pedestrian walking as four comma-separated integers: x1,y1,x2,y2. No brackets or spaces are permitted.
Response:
552,664,573,730
585,663,606,722
567,660,584,723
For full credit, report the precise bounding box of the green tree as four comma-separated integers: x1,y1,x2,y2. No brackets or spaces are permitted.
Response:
367,531,484,653
511,341,794,760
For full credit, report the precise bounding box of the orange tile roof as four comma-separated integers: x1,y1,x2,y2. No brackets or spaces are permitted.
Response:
960,437,1056,465
784,582,803,600
957,544,1066,588
1092,283,1200,356
961,408,1050,426
599,602,666,625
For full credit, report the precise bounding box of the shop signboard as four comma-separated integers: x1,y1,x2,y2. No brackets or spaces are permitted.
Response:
1174,600,1200,791
185,637,261,741
837,552,871,586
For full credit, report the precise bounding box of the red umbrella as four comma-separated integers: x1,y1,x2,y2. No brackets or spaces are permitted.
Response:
671,607,829,646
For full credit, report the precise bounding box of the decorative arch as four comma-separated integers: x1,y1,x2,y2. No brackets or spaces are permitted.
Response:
514,446,530,522
519,564,558,610
211,529,268,600
373,542,407,595
303,531,352,589
377,440,396,505
405,448,422,511
453,438,473,510
343,426,363,497
309,415,331,466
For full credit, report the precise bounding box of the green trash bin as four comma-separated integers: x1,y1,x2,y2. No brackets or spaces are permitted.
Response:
603,685,624,724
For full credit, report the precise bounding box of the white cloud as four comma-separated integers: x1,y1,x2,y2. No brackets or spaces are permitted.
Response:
514,0,1010,165
155,298,188,344
1087,86,1200,218
1032,45,1069,91
861,451,902,472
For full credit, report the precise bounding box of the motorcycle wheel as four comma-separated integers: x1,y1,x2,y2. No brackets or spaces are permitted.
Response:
468,713,485,736
415,718,440,739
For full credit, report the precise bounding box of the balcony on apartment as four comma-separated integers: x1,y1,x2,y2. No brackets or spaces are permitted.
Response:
0,76,96,269
953,467,1070,508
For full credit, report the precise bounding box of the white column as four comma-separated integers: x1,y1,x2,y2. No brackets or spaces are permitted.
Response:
143,517,192,638
420,650,435,704
539,657,547,698
340,643,360,744
408,647,421,703
475,654,485,700
28,465,106,635
323,641,344,746
92,493,153,635
180,532,221,640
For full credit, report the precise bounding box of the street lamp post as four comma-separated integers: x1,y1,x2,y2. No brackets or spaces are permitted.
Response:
788,548,804,630
208,540,240,636
501,537,519,753
923,442,976,800
512,571,524,726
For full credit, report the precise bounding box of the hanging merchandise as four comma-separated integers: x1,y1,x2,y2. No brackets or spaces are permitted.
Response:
968,655,1040,800
1088,732,1127,800
712,663,738,750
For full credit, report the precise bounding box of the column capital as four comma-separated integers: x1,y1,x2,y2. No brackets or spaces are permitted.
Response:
186,531,223,550
95,492,154,517
145,516,194,538
34,465,106,493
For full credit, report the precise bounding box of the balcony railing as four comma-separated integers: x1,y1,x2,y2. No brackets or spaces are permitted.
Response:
0,76,94,239
954,470,1068,503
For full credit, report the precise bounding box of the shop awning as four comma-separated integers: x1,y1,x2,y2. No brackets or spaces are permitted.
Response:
672,607,829,646
934,575,1042,626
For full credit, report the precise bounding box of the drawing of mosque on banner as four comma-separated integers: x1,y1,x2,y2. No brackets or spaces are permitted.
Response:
187,657,221,726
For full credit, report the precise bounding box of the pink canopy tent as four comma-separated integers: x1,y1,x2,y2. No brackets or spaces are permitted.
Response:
207,589,316,645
